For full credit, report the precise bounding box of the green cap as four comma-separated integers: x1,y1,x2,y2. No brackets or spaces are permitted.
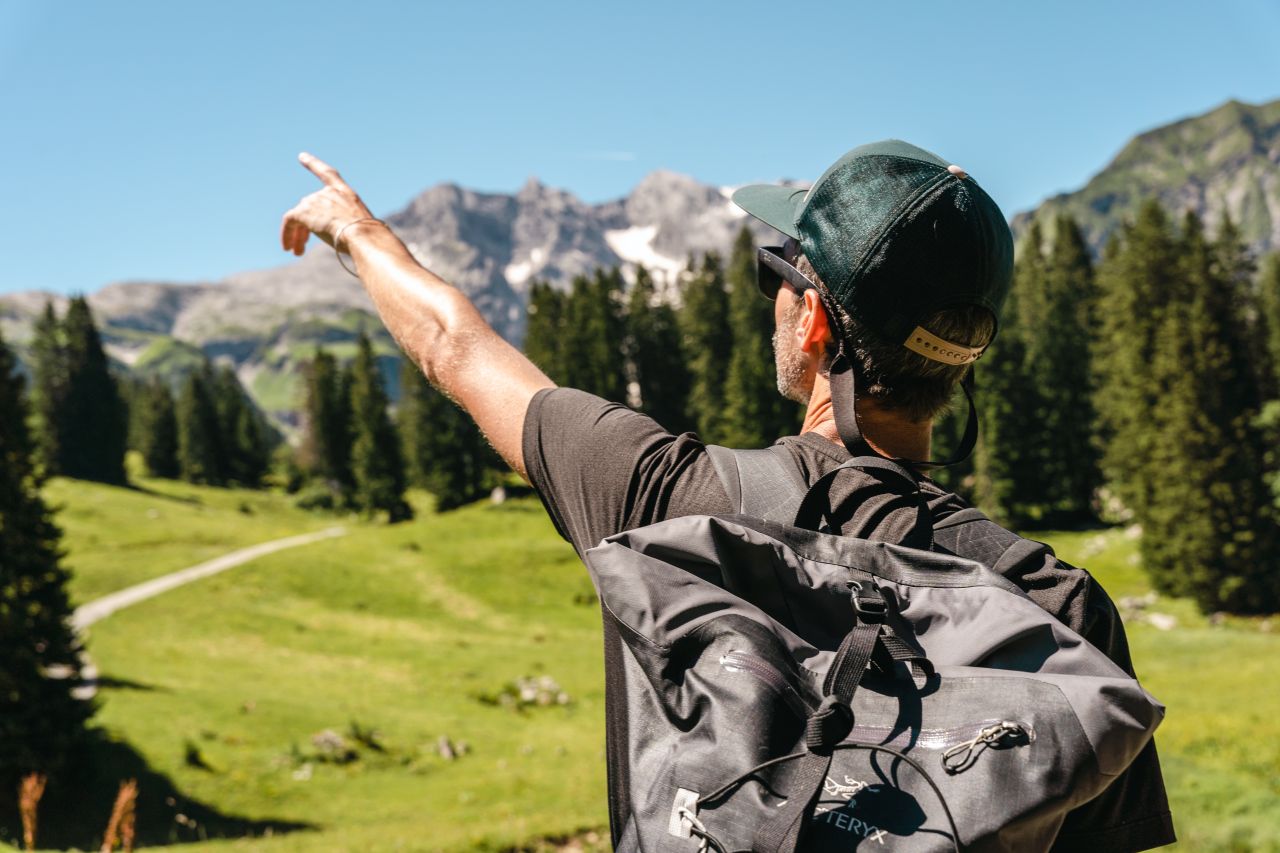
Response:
732,140,1014,352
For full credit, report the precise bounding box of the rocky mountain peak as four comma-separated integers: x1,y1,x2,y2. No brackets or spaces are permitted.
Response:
1013,97,1280,257
9,97,1276,424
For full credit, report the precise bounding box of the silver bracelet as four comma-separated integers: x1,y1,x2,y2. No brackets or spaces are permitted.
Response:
333,218,385,278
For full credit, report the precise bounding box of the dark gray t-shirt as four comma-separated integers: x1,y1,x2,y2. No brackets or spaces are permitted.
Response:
523,387,1174,852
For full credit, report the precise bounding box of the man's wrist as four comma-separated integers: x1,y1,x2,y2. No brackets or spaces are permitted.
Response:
345,219,419,274
334,217,387,253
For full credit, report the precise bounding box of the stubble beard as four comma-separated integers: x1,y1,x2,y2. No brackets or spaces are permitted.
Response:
773,301,812,405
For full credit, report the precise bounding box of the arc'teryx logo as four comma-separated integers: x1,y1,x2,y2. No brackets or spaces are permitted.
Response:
812,775,887,845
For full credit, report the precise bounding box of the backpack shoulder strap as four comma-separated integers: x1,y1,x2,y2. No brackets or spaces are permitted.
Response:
930,505,1025,567
932,507,990,531
705,444,809,524
793,454,926,533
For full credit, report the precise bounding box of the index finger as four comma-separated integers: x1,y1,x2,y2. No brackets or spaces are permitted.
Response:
298,151,350,190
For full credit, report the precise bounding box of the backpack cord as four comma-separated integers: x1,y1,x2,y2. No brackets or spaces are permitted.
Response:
827,342,978,469
695,751,808,805
678,807,728,853
761,587,958,853
690,742,962,853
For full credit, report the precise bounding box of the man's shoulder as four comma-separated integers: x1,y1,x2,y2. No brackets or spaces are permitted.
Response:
522,387,732,556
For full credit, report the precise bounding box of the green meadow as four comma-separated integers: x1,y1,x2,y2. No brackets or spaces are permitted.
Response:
3,475,1276,851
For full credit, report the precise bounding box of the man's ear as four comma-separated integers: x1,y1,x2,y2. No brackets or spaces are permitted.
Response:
800,289,832,357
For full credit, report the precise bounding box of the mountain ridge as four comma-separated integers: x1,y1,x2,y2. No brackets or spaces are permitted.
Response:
4,96,1278,427
0,168,787,425
1011,97,1280,255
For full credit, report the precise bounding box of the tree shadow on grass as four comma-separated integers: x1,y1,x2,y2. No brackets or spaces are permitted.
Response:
92,673,162,692
121,480,204,505
0,731,314,850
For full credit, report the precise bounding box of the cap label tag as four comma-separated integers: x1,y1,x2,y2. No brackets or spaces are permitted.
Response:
904,326,986,365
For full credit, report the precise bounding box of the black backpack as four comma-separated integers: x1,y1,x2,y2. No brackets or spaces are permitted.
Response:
581,445,1164,852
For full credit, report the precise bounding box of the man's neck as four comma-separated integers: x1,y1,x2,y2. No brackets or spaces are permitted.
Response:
800,372,932,461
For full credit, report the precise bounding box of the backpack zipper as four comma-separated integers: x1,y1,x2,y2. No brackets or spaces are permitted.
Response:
718,650,1033,765
718,651,812,718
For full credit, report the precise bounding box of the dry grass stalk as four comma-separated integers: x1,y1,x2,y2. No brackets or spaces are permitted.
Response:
100,778,138,853
19,772,48,852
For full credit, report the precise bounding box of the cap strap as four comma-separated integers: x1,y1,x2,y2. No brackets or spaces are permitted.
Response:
904,326,987,365
829,342,978,469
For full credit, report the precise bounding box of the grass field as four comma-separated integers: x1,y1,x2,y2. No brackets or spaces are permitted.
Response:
2,475,1276,851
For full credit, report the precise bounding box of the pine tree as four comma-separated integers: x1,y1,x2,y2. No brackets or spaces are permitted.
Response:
524,280,567,384
0,328,94,779
57,297,128,484
562,268,627,401
597,268,629,401
1258,253,1280,388
1093,201,1181,521
624,265,691,431
1037,214,1101,522
399,358,494,511
29,302,67,473
300,347,353,496
723,226,800,447
231,401,272,487
560,275,594,395
1221,224,1276,404
1139,212,1277,612
1216,215,1273,419
348,335,411,521
973,225,1049,525
679,253,734,443
1002,218,1059,522
176,364,222,485
132,377,179,479
209,366,273,487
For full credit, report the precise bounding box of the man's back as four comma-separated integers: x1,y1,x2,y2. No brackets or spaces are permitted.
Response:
278,141,1175,852
523,386,1175,852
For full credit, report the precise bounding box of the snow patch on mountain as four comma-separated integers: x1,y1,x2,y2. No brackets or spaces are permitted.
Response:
604,225,685,283
504,247,548,287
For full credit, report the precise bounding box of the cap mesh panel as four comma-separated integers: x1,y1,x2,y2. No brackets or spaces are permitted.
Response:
797,154,1013,345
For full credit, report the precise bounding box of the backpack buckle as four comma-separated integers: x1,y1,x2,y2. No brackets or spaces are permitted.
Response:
849,581,886,624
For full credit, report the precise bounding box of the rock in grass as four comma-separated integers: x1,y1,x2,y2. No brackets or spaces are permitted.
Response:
437,735,470,761
311,729,358,763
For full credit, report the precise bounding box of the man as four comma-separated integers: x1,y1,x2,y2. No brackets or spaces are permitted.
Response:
280,140,1173,851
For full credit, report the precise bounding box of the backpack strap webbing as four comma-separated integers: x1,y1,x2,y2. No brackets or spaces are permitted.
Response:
933,506,990,530
705,444,809,524
752,585,893,853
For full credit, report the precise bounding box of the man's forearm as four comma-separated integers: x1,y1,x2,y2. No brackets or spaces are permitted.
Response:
344,222,480,391
280,153,554,477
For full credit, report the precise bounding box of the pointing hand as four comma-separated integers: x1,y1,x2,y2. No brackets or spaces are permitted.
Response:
279,152,378,256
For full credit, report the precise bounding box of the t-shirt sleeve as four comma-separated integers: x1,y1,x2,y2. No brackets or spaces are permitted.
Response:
937,517,1174,850
522,387,732,557
1001,544,1176,852
1049,573,1176,852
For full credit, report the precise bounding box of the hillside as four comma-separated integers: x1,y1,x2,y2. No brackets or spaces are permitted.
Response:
1012,98,1280,255
1,477,1275,851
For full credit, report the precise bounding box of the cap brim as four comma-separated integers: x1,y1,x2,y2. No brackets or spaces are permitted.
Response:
731,185,806,240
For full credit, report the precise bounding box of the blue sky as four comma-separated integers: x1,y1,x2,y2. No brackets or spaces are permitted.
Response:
3,0,1279,295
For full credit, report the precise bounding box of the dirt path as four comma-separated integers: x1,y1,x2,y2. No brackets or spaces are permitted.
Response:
73,526,348,630
69,526,348,699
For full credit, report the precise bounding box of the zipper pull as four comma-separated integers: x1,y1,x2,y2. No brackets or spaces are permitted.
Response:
941,721,1028,774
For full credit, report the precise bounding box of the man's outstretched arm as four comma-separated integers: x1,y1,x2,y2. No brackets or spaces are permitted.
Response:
280,152,554,480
